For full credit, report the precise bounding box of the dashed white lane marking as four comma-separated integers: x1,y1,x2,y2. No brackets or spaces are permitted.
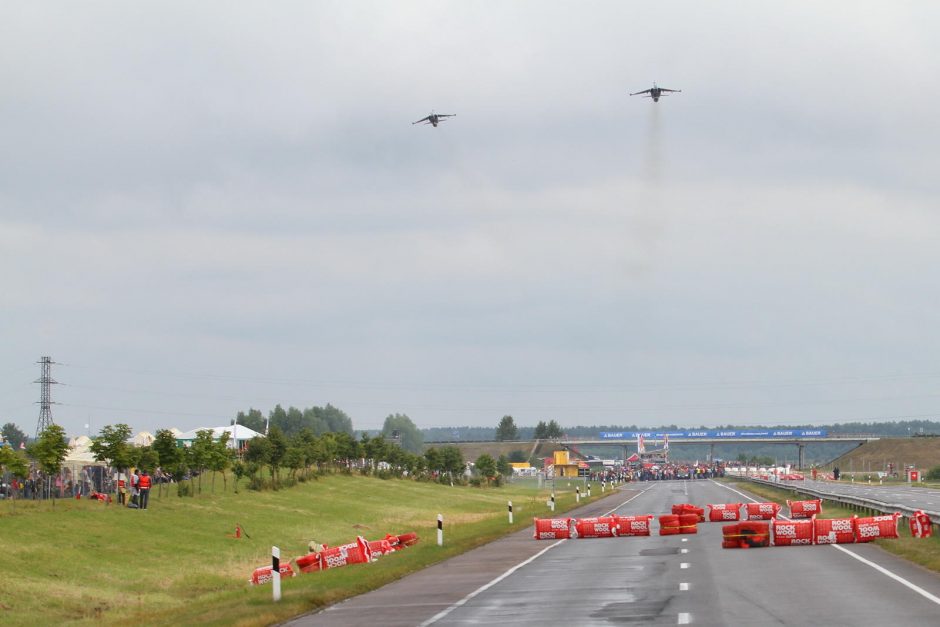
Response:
678,611,691,623
711,480,940,608
680,582,689,591
681,538,688,542
680,562,689,569
419,487,655,626
681,548,689,554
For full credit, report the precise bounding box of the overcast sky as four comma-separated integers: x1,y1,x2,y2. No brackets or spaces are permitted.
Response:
3,1,940,437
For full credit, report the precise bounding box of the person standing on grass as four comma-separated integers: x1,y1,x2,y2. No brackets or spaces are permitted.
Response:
138,470,151,510
130,469,140,507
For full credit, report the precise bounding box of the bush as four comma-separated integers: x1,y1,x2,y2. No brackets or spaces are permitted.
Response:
176,483,191,497
926,466,940,481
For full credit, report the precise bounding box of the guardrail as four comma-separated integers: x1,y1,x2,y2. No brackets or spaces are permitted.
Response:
737,476,940,526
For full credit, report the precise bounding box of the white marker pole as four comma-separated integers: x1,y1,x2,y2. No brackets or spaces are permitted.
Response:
272,546,281,602
576,486,581,503
588,484,592,498
437,514,443,546
550,493,555,512
602,481,606,493
508,500,513,524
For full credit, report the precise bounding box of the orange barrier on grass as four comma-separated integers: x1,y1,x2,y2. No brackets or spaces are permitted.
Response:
911,510,933,538
855,513,901,542
250,563,295,585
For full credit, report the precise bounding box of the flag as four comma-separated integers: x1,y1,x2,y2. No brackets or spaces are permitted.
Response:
637,434,646,454
663,434,669,451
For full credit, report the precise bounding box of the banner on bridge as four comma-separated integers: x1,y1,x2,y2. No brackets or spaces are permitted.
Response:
598,430,827,440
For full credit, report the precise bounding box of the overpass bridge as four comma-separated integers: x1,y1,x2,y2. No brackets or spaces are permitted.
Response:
562,430,879,469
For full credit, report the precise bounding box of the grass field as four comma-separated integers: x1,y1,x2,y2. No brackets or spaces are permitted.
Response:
726,478,940,573
0,473,596,626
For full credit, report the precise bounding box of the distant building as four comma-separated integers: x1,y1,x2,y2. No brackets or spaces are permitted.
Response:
175,424,263,450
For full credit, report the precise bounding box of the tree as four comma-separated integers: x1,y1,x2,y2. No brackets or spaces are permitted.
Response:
208,432,232,492
0,446,29,511
507,450,527,463
533,421,549,439
495,415,518,441
90,424,133,501
152,429,181,497
475,453,497,484
244,436,272,488
496,454,513,477
234,408,266,434
546,420,563,439
190,430,216,494
381,413,424,453
33,424,70,502
440,446,465,481
1,423,27,449
267,425,288,488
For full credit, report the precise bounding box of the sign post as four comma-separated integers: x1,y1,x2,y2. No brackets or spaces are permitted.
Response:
437,514,443,546
508,500,513,524
272,546,281,602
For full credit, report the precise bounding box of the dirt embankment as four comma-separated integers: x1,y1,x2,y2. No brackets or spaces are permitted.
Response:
827,437,940,472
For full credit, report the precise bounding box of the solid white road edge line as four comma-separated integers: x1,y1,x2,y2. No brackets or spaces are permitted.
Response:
711,479,940,608
678,611,691,624
418,486,654,626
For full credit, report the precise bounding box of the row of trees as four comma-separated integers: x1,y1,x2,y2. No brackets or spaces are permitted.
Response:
495,415,564,441
234,404,354,438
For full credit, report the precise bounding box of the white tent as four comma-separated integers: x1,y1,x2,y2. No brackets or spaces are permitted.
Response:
133,431,154,446
175,424,263,449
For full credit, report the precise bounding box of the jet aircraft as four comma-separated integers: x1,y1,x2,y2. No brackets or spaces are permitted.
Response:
630,83,681,102
412,112,455,127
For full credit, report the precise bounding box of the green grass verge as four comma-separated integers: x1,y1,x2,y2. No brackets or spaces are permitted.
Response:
0,474,607,626
724,478,940,573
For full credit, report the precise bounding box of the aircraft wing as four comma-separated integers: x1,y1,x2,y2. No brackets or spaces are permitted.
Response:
438,114,456,118
412,116,431,125
659,88,681,92
630,89,652,96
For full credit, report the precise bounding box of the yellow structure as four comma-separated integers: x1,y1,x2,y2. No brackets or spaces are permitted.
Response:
553,450,580,478
509,462,531,469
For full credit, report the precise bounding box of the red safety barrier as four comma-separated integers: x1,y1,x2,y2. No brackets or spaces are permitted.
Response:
395,532,419,547
708,503,743,522
772,517,814,546
612,514,653,536
721,521,770,548
671,504,706,522
911,510,934,539
250,562,295,585
533,517,571,540
319,536,373,569
572,516,620,538
738,521,771,548
678,513,699,534
368,539,395,555
746,502,781,520
855,513,901,543
814,517,856,545
659,514,680,535
295,552,323,573
787,499,822,519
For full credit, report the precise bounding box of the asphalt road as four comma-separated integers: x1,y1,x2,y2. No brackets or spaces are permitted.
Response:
776,477,940,513
286,480,940,627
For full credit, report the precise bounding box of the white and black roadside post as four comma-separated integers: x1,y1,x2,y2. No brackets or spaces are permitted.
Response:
437,514,443,546
508,500,514,524
576,486,581,503
587,484,592,498
272,546,281,602
550,492,556,512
